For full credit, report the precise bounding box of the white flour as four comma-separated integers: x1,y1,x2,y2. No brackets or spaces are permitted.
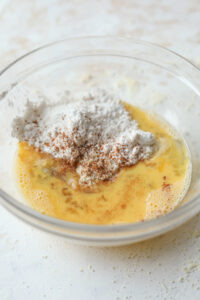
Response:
12,89,156,186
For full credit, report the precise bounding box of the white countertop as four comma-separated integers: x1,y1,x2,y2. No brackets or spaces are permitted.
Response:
0,0,200,299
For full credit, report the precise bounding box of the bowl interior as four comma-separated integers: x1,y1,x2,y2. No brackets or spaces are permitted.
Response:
0,37,200,244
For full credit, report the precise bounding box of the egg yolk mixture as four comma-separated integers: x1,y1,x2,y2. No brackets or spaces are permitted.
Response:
15,104,191,224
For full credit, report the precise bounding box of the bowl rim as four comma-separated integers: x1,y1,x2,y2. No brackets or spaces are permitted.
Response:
0,35,200,239
1,35,200,76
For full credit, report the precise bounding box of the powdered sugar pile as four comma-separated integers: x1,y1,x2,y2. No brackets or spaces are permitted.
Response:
12,89,156,186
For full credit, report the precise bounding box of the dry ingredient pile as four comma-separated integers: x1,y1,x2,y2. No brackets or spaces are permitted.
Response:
12,90,157,186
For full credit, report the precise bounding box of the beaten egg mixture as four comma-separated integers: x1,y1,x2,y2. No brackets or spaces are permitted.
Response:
15,104,191,224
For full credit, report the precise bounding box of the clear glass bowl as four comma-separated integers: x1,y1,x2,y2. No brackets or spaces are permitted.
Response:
0,36,200,246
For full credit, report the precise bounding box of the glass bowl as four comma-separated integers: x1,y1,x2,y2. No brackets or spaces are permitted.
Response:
0,36,200,246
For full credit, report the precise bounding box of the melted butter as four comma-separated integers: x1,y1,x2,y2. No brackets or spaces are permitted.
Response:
15,104,191,224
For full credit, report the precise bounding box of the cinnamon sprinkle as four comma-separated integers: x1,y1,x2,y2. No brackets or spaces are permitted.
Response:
12,89,157,187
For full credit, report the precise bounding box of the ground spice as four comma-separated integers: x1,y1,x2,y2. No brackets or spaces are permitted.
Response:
12,89,157,186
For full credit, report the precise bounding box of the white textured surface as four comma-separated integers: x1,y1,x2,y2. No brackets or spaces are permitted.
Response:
0,0,200,299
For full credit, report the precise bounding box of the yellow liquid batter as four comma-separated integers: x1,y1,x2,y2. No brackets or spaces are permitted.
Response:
15,104,191,224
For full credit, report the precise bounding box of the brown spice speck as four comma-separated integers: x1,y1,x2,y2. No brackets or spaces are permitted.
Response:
162,182,171,191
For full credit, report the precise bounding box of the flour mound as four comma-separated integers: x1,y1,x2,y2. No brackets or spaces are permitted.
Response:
12,89,156,186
